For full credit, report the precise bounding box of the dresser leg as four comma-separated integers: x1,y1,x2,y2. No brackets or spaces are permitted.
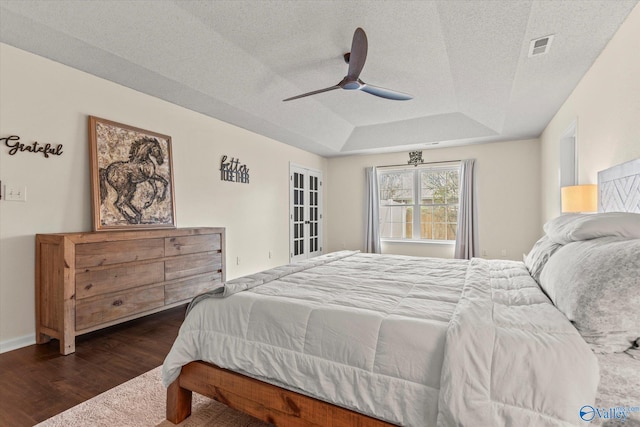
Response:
59,331,75,355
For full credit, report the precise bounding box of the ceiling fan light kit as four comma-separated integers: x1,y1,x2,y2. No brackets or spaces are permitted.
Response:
283,28,413,102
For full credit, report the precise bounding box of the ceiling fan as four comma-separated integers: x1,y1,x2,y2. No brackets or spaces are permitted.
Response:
283,27,413,102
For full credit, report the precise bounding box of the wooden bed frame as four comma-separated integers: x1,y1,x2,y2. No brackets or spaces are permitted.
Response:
167,158,640,426
167,361,396,426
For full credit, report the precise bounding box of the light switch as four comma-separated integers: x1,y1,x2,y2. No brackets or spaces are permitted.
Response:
4,184,26,202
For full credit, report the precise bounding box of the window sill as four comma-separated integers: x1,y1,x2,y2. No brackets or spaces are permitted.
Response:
381,239,456,245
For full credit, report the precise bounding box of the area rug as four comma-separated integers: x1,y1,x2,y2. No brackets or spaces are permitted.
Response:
35,366,270,427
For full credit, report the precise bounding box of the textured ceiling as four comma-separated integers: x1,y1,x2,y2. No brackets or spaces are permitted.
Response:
0,0,637,157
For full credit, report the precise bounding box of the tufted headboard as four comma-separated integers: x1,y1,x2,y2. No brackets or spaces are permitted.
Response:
597,158,640,213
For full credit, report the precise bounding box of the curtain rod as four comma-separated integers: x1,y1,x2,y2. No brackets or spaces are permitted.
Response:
376,159,462,169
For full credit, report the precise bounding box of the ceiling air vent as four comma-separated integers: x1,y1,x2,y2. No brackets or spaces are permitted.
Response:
528,35,554,57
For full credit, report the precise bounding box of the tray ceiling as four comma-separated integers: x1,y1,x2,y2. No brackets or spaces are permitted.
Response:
0,0,637,156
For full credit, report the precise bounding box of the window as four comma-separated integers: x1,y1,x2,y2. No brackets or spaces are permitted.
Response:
378,164,460,242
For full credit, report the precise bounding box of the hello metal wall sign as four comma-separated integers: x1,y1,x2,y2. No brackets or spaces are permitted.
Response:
220,155,250,184
1,135,63,158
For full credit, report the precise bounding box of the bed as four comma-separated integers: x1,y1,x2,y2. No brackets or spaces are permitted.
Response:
162,159,640,426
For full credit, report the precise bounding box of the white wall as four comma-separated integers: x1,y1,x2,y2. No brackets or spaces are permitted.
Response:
326,139,541,260
540,3,640,222
0,43,326,351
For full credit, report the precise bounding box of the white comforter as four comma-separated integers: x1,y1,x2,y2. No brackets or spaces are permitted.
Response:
162,251,599,426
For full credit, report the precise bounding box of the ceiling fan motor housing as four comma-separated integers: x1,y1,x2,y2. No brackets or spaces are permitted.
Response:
343,80,361,90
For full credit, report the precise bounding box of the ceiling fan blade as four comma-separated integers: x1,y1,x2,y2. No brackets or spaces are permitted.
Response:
283,85,341,102
347,27,367,81
360,83,413,101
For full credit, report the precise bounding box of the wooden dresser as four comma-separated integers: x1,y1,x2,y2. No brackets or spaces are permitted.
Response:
35,227,225,354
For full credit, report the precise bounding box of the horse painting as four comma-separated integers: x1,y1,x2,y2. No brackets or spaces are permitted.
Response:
99,136,170,224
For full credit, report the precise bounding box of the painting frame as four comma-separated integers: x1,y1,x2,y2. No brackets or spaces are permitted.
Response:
88,116,176,231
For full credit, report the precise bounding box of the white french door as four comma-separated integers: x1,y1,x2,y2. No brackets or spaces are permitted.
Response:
290,164,323,262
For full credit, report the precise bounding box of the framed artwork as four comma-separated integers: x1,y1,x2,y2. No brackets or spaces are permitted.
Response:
88,116,176,231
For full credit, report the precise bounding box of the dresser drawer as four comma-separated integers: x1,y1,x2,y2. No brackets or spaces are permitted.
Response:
165,234,221,257
76,286,165,330
165,272,223,305
75,238,165,268
165,252,222,281
75,261,165,299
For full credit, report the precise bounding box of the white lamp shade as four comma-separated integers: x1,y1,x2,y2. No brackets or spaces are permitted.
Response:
561,185,597,213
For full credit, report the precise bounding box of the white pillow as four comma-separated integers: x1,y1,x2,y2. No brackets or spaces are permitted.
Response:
524,235,562,283
539,236,640,353
543,212,640,244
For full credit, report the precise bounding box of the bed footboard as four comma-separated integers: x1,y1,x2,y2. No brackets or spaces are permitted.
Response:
165,361,397,426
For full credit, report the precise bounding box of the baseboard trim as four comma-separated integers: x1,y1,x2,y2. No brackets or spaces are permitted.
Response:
0,334,36,354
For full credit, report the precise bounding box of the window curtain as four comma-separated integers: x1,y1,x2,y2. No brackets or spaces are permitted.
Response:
454,159,478,259
364,166,381,253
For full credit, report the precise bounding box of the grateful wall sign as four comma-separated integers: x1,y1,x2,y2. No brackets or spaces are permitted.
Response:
1,135,63,158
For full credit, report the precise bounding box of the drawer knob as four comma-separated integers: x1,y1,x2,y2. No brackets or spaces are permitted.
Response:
85,284,93,290
112,299,124,307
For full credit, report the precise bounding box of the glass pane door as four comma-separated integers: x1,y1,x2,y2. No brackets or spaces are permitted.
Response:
290,165,322,262
292,170,305,258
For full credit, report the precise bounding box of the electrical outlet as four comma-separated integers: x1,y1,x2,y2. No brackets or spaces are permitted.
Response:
4,184,26,202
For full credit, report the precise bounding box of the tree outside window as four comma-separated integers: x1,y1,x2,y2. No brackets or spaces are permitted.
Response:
378,165,459,241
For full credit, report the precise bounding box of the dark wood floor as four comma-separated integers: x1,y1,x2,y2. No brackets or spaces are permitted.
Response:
0,305,187,427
